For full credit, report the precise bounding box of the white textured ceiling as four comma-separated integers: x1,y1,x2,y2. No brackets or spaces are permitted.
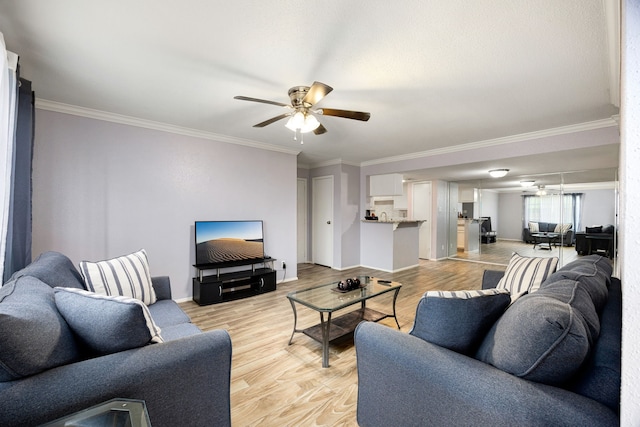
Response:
0,0,619,169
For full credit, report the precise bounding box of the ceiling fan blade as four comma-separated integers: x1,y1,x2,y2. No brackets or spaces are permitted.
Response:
319,108,371,121
313,123,328,135
253,113,291,127
234,96,290,108
302,82,333,106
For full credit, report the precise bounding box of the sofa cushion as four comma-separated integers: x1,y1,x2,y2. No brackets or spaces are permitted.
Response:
545,255,611,312
476,278,598,385
0,276,81,381
10,251,85,289
497,253,558,301
147,299,192,328
528,221,539,232
159,323,203,341
586,226,603,234
410,288,511,355
79,249,157,305
54,287,163,356
568,277,621,413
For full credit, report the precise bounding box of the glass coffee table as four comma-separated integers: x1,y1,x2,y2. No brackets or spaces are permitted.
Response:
531,232,560,250
287,276,401,368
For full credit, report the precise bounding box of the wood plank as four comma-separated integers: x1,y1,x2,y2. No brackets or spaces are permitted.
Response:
181,249,559,426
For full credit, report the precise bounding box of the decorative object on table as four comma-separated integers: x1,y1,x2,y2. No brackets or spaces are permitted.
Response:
334,277,363,292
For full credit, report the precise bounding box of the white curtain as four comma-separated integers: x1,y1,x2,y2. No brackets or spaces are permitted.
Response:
0,32,19,282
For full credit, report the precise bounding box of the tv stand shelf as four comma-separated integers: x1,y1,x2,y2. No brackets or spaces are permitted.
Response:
192,259,276,305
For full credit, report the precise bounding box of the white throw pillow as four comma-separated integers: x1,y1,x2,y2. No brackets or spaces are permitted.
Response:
79,249,157,305
554,223,572,233
528,222,539,233
497,253,558,301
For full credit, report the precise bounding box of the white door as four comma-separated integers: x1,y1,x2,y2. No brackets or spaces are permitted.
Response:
312,176,334,267
413,181,432,259
297,178,308,263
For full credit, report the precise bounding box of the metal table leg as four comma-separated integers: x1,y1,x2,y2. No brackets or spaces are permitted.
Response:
288,299,300,345
319,312,333,368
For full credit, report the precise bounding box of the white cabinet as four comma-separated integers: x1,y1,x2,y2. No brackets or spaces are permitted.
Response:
370,173,404,196
459,187,478,203
393,183,408,209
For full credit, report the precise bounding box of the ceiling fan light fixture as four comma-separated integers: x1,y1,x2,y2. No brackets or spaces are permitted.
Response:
536,185,547,196
520,180,535,187
285,111,320,133
489,169,509,178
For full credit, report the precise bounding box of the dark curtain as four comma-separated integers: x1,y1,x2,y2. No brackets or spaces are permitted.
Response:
3,75,34,282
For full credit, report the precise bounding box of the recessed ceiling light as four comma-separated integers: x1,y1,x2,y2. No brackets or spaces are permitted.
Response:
488,169,509,178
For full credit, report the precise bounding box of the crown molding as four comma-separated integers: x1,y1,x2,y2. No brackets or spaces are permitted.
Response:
35,99,301,157
360,117,620,167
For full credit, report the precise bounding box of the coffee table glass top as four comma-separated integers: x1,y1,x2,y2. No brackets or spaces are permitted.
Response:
287,276,401,312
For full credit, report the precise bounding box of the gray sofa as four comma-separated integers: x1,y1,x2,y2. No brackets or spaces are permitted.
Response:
355,255,620,426
0,251,232,427
523,221,574,246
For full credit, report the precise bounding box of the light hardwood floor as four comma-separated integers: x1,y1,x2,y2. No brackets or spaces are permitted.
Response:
179,241,577,426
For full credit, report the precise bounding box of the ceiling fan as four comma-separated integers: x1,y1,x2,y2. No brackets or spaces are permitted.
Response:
234,81,370,140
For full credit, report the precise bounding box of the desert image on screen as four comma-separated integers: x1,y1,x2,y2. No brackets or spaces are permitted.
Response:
196,238,263,264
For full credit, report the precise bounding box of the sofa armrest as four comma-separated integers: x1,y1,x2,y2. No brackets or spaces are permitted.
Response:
481,269,504,289
0,330,232,427
151,276,172,300
355,322,618,427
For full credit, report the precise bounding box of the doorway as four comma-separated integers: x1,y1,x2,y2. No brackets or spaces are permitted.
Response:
312,175,334,267
412,181,432,259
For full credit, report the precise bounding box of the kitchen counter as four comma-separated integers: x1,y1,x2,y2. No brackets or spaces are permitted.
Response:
360,220,421,272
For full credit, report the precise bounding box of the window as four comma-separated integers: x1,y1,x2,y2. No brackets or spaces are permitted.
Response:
523,193,583,232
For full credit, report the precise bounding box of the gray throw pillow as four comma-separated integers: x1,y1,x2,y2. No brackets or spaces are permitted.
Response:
410,288,511,355
9,251,85,289
54,287,163,356
0,276,81,381
476,279,599,385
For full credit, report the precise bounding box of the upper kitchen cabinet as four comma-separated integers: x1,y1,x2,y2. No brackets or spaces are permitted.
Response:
370,173,404,196
458,187,478,203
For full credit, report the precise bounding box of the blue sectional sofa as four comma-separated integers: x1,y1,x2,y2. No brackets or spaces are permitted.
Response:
355,255,620,426
0,251,232,427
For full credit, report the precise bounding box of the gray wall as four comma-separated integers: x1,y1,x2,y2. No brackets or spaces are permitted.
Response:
32,110,298,300
582,189,616,228
498,193,524,240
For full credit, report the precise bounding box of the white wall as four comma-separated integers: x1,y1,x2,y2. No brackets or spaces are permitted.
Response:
621,0,640,423
479,189,499,230
32,110,298,300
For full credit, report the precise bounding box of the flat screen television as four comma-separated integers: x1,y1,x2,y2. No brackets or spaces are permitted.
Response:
195,220,265,267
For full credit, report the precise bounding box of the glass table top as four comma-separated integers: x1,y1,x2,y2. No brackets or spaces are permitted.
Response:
287,276,401,312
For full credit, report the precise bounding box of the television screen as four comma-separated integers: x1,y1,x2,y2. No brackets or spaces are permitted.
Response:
195,220,265,266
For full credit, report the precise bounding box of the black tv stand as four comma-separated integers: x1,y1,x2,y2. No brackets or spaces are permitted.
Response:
192,258,276,305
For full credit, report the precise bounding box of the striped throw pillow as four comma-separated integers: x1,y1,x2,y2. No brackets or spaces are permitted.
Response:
79,249,157,305
54,287,163,355
528,222,539,232
497,253,558,301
